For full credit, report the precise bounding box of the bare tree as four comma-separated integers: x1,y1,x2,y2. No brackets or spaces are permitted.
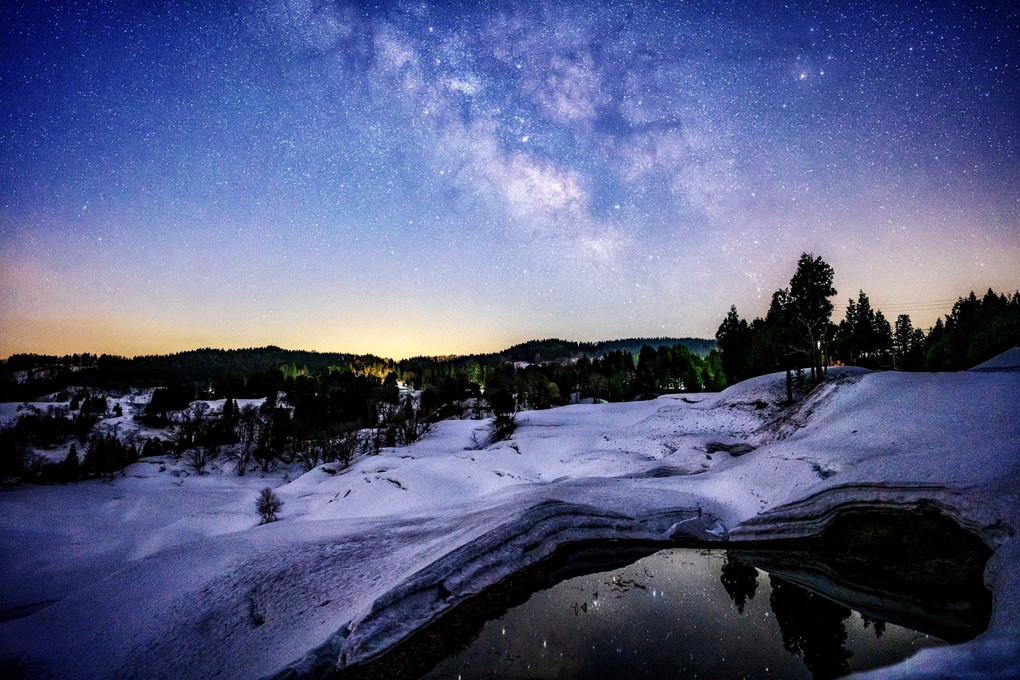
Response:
335,430,361,468
256,487,283,524
227,444,254,476
294,441,321,472
190,401,210,422
184,445,214,475
237,404,260,447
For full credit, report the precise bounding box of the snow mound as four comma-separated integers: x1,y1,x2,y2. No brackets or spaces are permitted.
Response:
714,366,870,408
969,347,1020,372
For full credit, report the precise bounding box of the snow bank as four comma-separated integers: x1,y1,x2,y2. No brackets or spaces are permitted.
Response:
969,346,1020,371
0,358,1018,679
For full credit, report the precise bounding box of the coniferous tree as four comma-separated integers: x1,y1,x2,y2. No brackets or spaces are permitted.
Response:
63,443,79,482
872,310,893,366
675,345,702,392
786,253,836,383
720,553,758,614
82,432,137,476
849,290,874,362
922,289,1020,369
487,388,517,439
716,305,753,384
222,396,235,424
715,254,835,392
893,314,918,370
924,318,951,369
770,576,853,678
702,350,727,391
834,290,892,367
635,345,659,394
764,288,800,401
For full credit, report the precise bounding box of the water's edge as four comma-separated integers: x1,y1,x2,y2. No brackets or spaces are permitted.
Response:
266,495,995,680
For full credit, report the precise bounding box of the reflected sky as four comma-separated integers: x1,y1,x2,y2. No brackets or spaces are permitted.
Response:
419,549,945,679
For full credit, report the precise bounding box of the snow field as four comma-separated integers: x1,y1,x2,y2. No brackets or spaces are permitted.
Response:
0,359,1017,679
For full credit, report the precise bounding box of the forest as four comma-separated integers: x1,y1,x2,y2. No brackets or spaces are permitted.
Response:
0,336,720,483
1,254,1017,485
716,254,1020,401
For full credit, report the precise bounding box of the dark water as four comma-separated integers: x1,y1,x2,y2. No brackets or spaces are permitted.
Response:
417,548,964,680
339,510,991,680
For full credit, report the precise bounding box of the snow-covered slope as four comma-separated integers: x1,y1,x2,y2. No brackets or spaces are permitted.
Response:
1,363,1018,679
969,346,1020,371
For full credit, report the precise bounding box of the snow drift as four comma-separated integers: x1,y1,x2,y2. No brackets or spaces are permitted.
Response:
1,358,1018,679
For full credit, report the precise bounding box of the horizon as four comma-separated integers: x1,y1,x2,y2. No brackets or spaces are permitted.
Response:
3,283,1014,363
2,333,718,363
0,288,1008,361
2,1,1017,360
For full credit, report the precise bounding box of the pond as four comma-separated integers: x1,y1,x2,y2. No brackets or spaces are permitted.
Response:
417,548,961,680
340,510,991,680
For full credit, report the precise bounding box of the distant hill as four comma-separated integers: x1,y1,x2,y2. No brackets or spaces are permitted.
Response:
0,347,397,400
497,337,716,363
1,338,716,399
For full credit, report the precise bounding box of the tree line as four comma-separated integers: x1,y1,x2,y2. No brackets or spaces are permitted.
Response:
716,253,1020,399
3,254,1016,483
0,338,715,402
0,337,727,483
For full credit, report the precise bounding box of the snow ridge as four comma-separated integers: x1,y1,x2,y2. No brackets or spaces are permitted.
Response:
272,499,723,677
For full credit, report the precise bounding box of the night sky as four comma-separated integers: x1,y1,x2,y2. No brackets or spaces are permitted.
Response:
1,0,1017,359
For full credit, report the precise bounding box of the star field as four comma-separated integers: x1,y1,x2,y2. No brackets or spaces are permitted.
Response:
1,0,1017,358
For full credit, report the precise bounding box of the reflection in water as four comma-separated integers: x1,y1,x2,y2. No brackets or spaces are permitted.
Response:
732,508,993,644
720,552,758,614
404,549,980,680
720,553,863,679
769,575,853,679
861,615,886,639
338,512,991,680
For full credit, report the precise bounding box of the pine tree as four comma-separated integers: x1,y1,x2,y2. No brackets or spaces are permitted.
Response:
763,288,799,401
715,305,753,384
786,253,836,383
852,290,875,361
63,443,79,482
872,310,893,365
635,345,659,394
893,314,915,369
227,397,236,422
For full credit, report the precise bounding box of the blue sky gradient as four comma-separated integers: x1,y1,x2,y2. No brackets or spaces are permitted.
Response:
1,0,1017,358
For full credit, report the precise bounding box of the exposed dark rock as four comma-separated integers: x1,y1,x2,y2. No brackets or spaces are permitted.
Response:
706,441,756,456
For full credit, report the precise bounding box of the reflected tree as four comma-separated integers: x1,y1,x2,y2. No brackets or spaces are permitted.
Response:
769,576,852,679
720,553,758,613
861,615,886,639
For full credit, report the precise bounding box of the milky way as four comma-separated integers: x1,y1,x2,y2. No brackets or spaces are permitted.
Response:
1,1,1017,358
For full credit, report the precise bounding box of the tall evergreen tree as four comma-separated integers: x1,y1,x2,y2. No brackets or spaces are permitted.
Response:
893,314,925,370
851,290,875,361
786,253,837,383
763,288,800,401
635,345,659,394
222,396,235,424
62,443,79,482
716,305,753,384
702,350,727,391
872,310,893,365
